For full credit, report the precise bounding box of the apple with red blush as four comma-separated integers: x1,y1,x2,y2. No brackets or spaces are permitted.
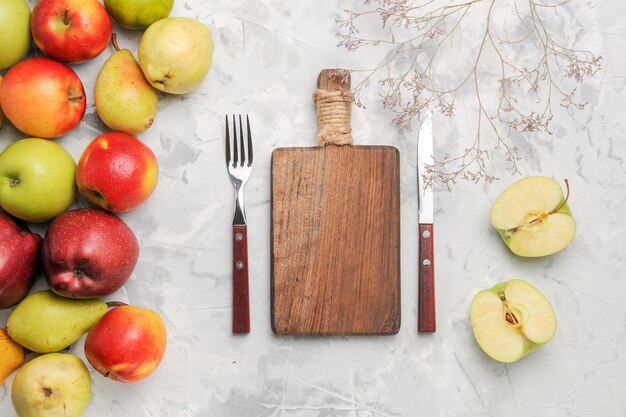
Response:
76,132,159,212
42,208,139,298
31,0,112,63
0,210,42,309
0,58,85,138
85,305,167,382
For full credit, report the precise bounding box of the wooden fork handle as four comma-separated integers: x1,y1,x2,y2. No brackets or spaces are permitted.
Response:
233,224,250,333
418,223,436,332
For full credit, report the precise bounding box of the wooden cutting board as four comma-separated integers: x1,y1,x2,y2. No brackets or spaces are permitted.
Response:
271,69,401,335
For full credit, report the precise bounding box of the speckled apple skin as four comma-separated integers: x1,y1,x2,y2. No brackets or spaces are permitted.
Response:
42,208,139,298
85,306,167,383
0,210,42,308
76,132,159,213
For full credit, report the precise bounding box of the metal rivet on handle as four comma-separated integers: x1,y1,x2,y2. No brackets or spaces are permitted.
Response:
422,230,430,238
236,261,244,269
423,259,431,266
235,233,243,241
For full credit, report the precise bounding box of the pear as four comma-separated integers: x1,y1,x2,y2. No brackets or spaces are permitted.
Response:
12,353,91,417
7,290,107,353
95,34,158,134
0,328,25,385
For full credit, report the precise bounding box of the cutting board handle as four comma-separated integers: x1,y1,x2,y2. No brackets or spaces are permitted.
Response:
314,69,353,146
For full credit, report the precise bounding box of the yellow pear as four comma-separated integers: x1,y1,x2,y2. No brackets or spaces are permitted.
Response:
95,34,158,134
0,328,25,385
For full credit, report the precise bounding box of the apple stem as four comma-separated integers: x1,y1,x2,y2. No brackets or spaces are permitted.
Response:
63,8,70,25
111,33,120,52
106,301,128,308
550,179,570,215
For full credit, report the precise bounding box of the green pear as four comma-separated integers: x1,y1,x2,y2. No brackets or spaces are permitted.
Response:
12,353,91,417
7,290,107,353
138,17,214,94
95,34,158,134
104,0,173,30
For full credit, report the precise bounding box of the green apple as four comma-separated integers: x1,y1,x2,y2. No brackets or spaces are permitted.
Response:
138,17,214,94
490,176,576,257
0,75,4,128
0,138,76,223
470,279,557,363
12,353,91,417
0,0,31,70
104,0,173,30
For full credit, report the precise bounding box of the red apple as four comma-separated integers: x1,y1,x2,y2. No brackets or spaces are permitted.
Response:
85,305,167,382
76,132,159,212
0,210,42,309
42,208,139,298
0,58,86,138
31,0,112,63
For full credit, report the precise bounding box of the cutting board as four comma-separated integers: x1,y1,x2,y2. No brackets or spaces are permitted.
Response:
271,69,401,335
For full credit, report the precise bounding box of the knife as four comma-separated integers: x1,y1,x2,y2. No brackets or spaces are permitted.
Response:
417,108,436,333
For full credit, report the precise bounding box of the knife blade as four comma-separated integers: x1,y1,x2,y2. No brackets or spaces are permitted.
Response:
417,108,436,333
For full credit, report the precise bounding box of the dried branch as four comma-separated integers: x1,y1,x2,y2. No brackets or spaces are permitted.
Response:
337,0,601,186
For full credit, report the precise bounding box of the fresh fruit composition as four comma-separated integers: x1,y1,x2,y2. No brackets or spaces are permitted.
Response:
105,0,174,30
0,138,76,223
0,0,31,70
42,208,140,298
490,176,576,257
7,290,108,353
0,329,25,385
0,210,42,309
85,305,167,382
31,0,112,63
138,17,214,94
0,58,86,138
11,353,91,417
95,34,159,134
76,132,159,212
470,279,557,363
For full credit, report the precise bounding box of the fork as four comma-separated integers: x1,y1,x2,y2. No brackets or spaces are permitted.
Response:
225,114,253,333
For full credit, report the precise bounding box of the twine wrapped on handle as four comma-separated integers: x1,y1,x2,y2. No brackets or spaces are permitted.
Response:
312,89,353,146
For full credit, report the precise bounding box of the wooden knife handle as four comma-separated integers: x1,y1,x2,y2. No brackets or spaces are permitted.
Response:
233,224,250,333
418,223,436,332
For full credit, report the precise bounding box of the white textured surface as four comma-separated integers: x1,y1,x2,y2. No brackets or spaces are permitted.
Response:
1,1,625,416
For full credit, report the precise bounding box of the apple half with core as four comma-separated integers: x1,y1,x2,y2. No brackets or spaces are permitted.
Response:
470,279,557,363
31,0,112,63
0,0,31,70
77,132,159,212
85,305,167,382
43,208,139,298
0,58,86,138
490,176,576,257
138,17,214,94
0,138,76,223
0,210,42,309
11,353,91,417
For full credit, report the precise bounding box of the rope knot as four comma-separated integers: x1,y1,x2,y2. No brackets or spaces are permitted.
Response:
312,89,353,146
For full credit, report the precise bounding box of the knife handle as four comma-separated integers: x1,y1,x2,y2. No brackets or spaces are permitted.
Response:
418,223,436,332
232,224,250,333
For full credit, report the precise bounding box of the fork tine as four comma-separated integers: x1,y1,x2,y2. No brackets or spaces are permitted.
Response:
246,115,253,166
225,115,231,165
238,115,245,166
232,115,239,167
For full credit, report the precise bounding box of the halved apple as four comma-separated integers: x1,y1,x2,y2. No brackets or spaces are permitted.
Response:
490,176,576,257
470,279,557,363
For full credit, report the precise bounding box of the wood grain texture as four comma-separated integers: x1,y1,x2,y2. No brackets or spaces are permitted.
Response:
418,223,436,332
271,145,401,335
232,224,250,333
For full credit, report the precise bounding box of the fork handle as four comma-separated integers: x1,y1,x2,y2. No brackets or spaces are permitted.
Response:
232,224,250,333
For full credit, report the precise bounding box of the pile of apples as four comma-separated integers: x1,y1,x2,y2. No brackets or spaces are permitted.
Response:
0,0,214,416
